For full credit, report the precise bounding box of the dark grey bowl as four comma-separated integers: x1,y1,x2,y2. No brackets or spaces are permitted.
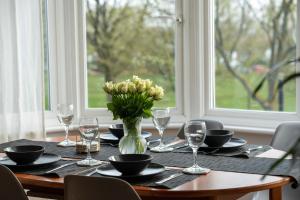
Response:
109,154,153,175
4,145,44,164
204,130,234,147
108,124,124,139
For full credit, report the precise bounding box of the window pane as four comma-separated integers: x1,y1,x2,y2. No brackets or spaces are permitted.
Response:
214,0,297,112
86,0,176,108
42,0,50,111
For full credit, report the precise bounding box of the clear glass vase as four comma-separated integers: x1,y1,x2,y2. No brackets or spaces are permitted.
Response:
119,117,147,154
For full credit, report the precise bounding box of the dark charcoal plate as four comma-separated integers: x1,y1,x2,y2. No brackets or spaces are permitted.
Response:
0,153,61,168
100,131,152,141
199,138,247,150
97,163,165,179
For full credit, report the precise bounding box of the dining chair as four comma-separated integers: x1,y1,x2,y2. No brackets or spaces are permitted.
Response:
0,164,29,200
252,122,300,200
64,175,142,200
176,119,224,139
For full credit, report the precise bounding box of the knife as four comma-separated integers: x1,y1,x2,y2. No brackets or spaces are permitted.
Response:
155,173,183,185
46,162,76,173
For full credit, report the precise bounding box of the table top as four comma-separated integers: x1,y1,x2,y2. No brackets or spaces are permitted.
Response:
8,136,292,199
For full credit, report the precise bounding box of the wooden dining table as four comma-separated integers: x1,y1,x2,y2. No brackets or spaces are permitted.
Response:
7,136,292,200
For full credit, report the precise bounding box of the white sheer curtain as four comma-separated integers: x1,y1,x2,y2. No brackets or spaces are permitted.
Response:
0,0,45,142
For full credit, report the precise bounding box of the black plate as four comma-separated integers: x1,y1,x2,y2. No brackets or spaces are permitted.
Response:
97,163,165,178
0,153,61,168
100,131,152,141
199,138,247,150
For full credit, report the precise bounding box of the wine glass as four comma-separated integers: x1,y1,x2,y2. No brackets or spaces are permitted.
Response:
57,104,76,147
77,117,102,166
150,108,173,152
183,121,210,174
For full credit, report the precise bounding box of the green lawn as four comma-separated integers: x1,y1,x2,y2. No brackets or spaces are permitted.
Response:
87,74,176,108
84,73,296,112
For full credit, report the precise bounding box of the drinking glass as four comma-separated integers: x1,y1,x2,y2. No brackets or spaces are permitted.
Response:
150,108,173,152
77,117,102,166
183,121,210,174
57,104,76,147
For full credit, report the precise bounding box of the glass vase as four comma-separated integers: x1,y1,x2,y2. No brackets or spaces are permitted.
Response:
119,117,147,154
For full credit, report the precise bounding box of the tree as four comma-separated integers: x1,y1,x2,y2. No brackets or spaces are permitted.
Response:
86,0,149,83
215,0,296,111
86,0,175,92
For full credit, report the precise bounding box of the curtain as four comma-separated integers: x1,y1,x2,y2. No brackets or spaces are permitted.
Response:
0,0,45,142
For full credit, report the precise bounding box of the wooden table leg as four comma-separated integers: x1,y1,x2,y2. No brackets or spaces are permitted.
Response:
269,187,282,200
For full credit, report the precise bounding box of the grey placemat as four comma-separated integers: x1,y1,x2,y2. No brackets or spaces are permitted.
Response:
173,144,272,158
6,160,198,189
90,166,199,189
1,138,299,187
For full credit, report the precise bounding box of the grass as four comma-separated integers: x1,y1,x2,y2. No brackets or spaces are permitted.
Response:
49,72,295,112
87,74,176,108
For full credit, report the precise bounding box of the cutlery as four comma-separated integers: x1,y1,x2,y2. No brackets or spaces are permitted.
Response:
76,166,99,176
173,144,188,150
246,146,264,154
0,156,8,161
155,173,182,185
46,162,76,173
100,143,118,147
86,169,98,176
147,139,161,146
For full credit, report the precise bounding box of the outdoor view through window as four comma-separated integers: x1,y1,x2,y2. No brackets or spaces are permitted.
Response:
86,0,176,108
215,0,297,112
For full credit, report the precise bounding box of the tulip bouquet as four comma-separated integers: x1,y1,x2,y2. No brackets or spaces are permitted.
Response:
103,75,164,154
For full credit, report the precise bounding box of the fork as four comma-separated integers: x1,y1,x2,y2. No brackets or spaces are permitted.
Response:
155,173,183,185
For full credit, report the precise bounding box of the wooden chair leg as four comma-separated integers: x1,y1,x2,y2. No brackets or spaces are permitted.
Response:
269,187,282,200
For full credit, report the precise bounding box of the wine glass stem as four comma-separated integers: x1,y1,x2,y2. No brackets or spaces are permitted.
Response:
159,130,164,146
87,140,92,160
192,148,198,167
64,125,69,141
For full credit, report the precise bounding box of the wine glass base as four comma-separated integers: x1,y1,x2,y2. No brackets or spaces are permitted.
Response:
77,158,103,166
182,166,210,175
150,145,174,153
57,139,76,147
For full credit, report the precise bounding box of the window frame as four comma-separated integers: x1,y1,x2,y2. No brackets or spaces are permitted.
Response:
45,0,300,133
200,0,300,132
45,0,187,129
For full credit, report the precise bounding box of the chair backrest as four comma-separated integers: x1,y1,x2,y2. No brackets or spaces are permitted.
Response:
0,165,28,200
176,119,224,139
267,122,300,200
64,175,141,200
271,122,300,151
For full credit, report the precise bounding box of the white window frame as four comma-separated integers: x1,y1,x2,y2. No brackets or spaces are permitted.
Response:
199,0,300,133
45,0,300,134
45,0,187,130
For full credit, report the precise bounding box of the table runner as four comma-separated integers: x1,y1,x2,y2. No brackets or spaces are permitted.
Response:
9,159,198,189
0,138,299,188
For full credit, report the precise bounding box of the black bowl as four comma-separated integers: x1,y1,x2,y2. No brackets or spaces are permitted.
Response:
204,130,234,147
109,154,153,175
4,145,45,164
108,124,124,139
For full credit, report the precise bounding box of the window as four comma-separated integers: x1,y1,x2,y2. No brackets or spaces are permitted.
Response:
85,0,177,109
202,0,300,130
214,0,297,112
44,0,300,131
44,0,184,128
